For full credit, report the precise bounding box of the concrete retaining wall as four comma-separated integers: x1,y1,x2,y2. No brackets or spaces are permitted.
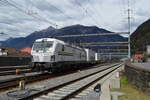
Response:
0,56,31,66
125,63,150,95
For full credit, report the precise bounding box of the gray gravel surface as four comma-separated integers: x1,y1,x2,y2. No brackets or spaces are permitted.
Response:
0,63,119,100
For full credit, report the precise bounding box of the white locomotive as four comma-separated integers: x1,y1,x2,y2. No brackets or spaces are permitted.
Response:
31,38,100,72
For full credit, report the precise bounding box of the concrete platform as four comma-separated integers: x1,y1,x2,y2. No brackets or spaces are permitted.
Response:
111,92,124,100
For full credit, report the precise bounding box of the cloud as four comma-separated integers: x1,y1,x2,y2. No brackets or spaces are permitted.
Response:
0,0,150,41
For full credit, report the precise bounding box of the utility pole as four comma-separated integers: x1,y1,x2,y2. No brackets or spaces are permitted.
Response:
127,0,131,59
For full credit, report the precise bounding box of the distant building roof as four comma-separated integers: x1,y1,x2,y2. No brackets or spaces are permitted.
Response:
134,53,144,60
20,47,31,54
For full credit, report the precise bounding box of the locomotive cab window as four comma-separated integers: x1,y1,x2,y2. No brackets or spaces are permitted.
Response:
33,41,53,51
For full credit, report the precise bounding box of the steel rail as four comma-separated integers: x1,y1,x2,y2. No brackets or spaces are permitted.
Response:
18,63,121,100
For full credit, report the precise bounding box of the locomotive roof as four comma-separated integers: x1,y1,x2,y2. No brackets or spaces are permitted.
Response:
35,38,84,50
35,38,65,44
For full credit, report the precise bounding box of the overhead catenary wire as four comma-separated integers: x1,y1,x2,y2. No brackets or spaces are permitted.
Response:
74,0,101,27
9,0,58,27
118,0,127,21
0,0,8,6
0,0,58,27
42,0,74,20
111,0,127,29
87,0,107,26
27,0,74,20
27,0,74,27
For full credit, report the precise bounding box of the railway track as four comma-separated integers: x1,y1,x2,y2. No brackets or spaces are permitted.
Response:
0,72,52,91
32,63,122,100
0,63,122,100
0,69,31,76
0,63,110,91
0,65,31,76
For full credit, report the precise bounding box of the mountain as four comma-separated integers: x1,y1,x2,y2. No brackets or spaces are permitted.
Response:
1,24,127,51
1,26,56,49
131,19,150,54
0,41,4,46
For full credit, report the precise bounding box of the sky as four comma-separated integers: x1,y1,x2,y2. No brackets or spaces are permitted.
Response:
0,0,149,41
